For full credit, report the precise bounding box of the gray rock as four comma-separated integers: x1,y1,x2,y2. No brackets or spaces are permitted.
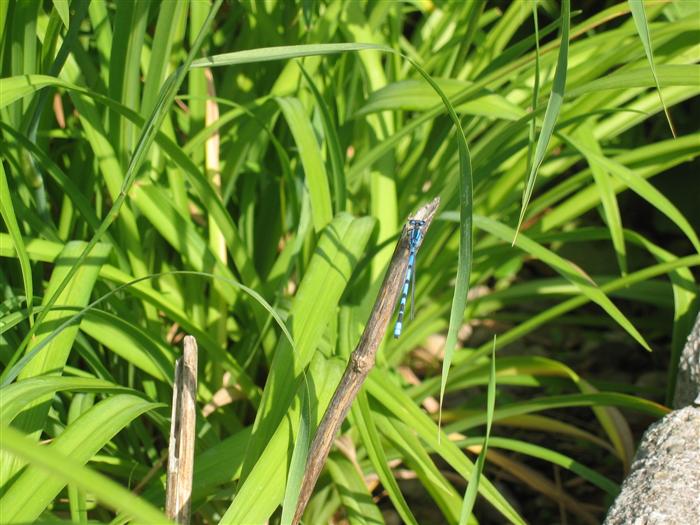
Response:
603,407,700,525
604,314,700,525
674,311,700,409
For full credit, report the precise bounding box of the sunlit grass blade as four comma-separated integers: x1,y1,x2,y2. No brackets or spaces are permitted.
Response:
0,268,293,393
0,162,33,324
79,309,175,382
460,436,619,496
276,96,333,232
515,0,570,241
356,79,524,121
0,74,73,109
525,2,541,188
568,64,700,97
220,356,344,524
0,121,116,246
446,392,668,432
354,393,419,525
280,382,311,525
628,0,676,137
0,376,126,423
191,43,392,69
298,62,347,213
0,234,260,400
141,0,187,116
538,134,700,233
459,336,496,524
574,124,627,274
379,413,461,523
0,424,171,525
0,394,163,522
395,56,473,442
108,0,150,163
326,455,385,524
238,214,374,481
0,241,110,391
366,371,526,524
560,134,700,254
476,215,651,351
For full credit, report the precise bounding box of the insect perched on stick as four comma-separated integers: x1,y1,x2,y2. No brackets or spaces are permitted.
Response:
394,218,426,338
292,197,439,525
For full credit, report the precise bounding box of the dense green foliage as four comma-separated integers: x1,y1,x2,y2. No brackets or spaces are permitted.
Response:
1,0,698,523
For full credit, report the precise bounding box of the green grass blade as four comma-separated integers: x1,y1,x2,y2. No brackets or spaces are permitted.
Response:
459,337,496,524
276,96,333,232
356,79,525,121
1,395,163,522
628,0,676,137
538,134,700,233
379,413,461,523
0,121,117,247
52,0,70,27
0,162,33,325
0,233,261,398
87,0,112,89
367,371,526,524
573,124,627,274
280,383,311,525
568,64,700,97
108,0,149,163
476,215,651,350
353,392,419,525
326,455,384,524
191,42,391,69
298,62,347,213
395,57,473,440
79,309,175,382
525,1,541,197
141,0,187,115
220,356,344,524
2,267,291,394
0,241,111,388
515,0,570,241
0,419,170,525
561,134,700,253
459,437,619,496
0,376,126,424
0,74,73,108
448,392,668,431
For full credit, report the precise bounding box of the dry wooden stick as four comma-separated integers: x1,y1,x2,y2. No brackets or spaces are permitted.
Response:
166,335,198,524
292,197,440,524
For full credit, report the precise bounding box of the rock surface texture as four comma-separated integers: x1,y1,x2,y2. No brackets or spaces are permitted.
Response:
604,312,700,525
603,407,700,525
673,312,700,409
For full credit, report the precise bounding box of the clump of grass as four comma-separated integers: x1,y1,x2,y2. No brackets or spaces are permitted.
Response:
1,1,698,523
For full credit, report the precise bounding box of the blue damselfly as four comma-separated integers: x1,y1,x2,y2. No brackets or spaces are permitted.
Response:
394,219,426,338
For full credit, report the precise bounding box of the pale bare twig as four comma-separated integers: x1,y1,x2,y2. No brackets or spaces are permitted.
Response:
165,336,199,524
